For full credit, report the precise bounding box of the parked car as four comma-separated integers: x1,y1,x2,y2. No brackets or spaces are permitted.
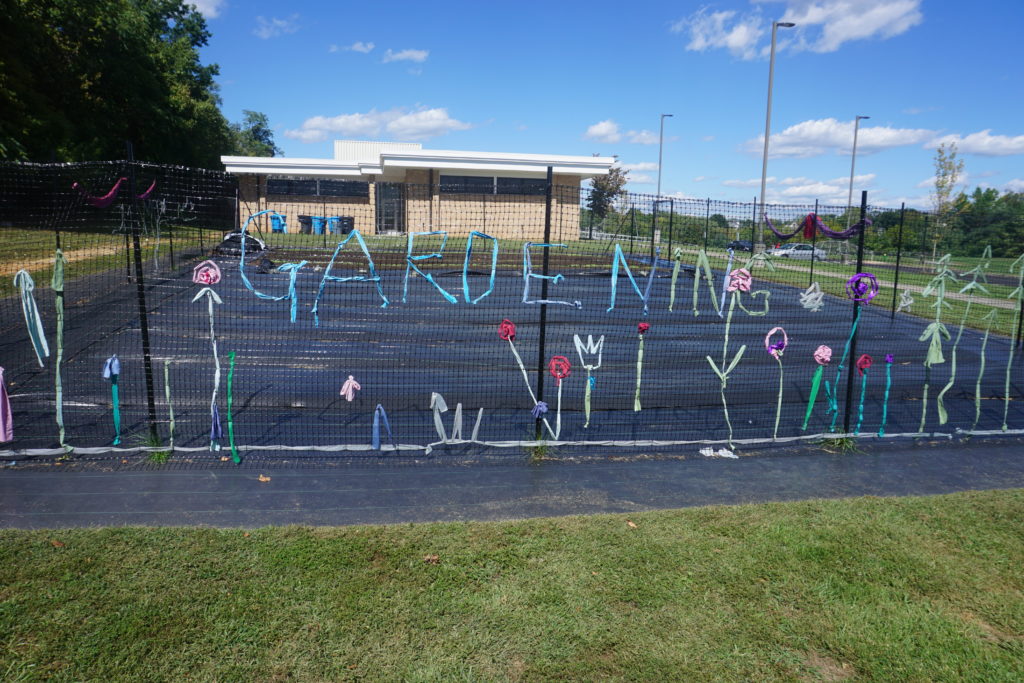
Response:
727,239,753,252
767,243,826,260
215,230,267,256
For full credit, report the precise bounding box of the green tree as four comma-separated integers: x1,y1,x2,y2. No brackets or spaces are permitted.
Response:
229,110,282,157
0,0,233,167
587,162,628,220
930,142,965,257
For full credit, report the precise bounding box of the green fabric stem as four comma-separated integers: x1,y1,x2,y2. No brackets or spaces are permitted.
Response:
855,369,868,435
827,307,860,433
583,371,593,428
802,366,824,431
973,311,996,432
878,364,892,437
227,351,239,464
634,335,644,412
52,249,68,450
772,356,783,441
110,374,121,446
164,359,175,451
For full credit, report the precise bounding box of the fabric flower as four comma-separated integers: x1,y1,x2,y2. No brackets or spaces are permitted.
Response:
498,318,516,341
531,401,549,418
885,353,895,364
548,356,571,382
764,327,788,358
726,268,752,293
192,260,221,285
856,354,873,376
637,322,650,335
813,345,832,365
845,272,879,303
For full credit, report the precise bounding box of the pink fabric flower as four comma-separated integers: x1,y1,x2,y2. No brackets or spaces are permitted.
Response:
637,322,650,335
813,345,832,365
856,354,873,376
340,375,361,402
727,268,751,292
548,356,571,383
764,327,788,358
498,318,516,341
192,260,222,285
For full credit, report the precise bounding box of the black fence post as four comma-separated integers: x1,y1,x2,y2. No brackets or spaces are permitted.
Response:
809,199,819,287
650,198,657,265
668,199,675,258
535,166,553,439
890,203,906,320
750,197,757,248
629,205,635,255
126,143,160,443
703,198,710,252
843,191,869,434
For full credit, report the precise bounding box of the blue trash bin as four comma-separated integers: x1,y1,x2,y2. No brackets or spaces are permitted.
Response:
311,216,326,235
270,214,287,233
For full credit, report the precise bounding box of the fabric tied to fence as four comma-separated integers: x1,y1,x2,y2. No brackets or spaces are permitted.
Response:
0,367,12,443
13,270,49,367
764,213,872,241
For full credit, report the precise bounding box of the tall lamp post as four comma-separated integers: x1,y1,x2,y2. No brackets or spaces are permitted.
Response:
846,115,870,227
656,113,673,198
756,20,795,252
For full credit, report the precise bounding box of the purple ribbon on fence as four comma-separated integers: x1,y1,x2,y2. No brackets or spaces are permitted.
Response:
764,213,873,241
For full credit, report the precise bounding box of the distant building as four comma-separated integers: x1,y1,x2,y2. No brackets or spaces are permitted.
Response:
221,141,614,240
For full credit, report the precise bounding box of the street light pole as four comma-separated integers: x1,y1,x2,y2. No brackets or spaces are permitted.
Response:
846,115,870,227
757,20,795,252
657,113,673,198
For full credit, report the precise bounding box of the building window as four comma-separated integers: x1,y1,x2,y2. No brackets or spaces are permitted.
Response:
440,175,548,195
496,177,547,196
267,177,369,198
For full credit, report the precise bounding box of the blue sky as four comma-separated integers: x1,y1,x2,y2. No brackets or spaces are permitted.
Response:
195,0,1024,209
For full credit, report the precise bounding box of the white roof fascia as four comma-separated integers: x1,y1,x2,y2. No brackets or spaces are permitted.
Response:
381,150,613,176
220,156,365,177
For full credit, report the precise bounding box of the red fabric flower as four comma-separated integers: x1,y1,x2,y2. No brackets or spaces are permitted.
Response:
548,356,571,383
192,260,222,285
856,354,873,376
498,318,516,341
637,322,650,335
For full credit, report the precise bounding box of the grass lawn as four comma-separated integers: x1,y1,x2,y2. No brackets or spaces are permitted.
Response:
2,489,1023,681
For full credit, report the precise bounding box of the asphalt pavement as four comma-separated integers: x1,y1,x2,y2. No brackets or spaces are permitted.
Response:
2,437,1022,528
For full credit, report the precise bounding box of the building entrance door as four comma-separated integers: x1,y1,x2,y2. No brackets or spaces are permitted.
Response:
375,183,405,234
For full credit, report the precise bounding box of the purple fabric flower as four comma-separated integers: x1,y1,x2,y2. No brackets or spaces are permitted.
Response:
764,327,788,359
885,353,895,364
845,272,879,303
531,402,549,419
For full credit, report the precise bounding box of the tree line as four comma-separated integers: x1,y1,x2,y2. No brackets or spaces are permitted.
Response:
0,0,280,166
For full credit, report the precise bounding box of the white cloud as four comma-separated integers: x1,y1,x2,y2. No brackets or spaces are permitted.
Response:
701,135,715,142
386,108,470,139
928,130,1024,156
584,120,621,143
673,1,922,60
628,130,659,145
383,48,429,63
618,162,659,172
190,0,225,17
723,177,772,188
744,118,934,158
254,15,299,39
347,41,375,53
673,9,765,60
693,175,707,182
284,107,470,143
629,173,655,184
1005,179,1024,193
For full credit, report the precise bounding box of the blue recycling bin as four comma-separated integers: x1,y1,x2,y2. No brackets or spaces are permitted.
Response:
311,216,327,235
270,213,287,233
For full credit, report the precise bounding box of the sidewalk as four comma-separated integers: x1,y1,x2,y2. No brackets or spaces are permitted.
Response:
2,437,1022,528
